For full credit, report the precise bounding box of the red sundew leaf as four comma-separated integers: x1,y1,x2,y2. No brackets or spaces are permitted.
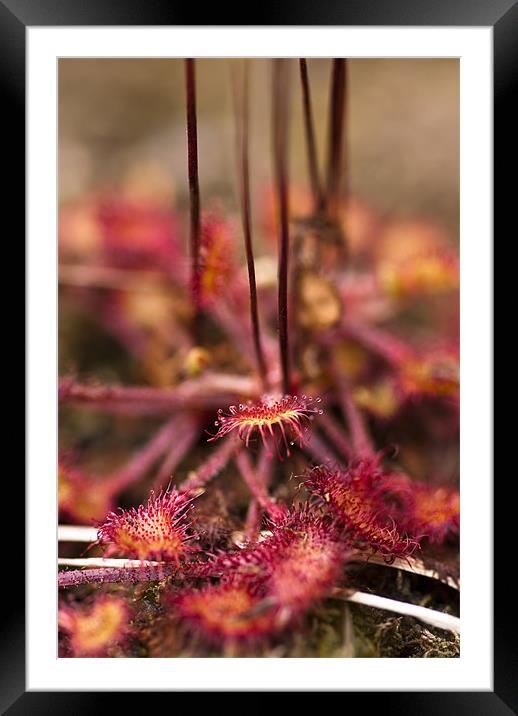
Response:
187,506,349,642
408,486,460,545
264,507,348,613
196,212,239,308
96,488,198,562
398,345,460,402
376,219,449,266
306,460,420,563
96,196,181,271
412,485,459,544
204,506,345,580
209,394,323,460
58,595,132,657
381,475,460,545
174,579,278,644
378,248,459,299
58,460,117,525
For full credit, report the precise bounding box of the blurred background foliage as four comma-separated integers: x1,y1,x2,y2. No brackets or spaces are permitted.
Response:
59,58,459,238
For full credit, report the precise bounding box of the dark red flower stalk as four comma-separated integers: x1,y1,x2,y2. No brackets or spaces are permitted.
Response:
325,59,347,218
96,488,196,562
272,59,292,395
299,59,325,213
233,61,269,391
185,58,202,336
59,595,132,656
306,461,419,563
209,394,323,460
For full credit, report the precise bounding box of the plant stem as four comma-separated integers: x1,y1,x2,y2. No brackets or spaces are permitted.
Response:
58,525,98,543
108,415,181,491
303,431,340,465
244,499,262,539
235,450,282,519
331,357,373,457
341,319,412,365
58,562,176,587
58,557,161,568
181,436,239,490
59,373,258,415
332,588,460,634
348,552,460,591
185,58,201,338
299,59,325,213
232,61,269,391
272,59,292,395
325,59,347,218
244,449,274,536
152,415,199,490
317,411,353,460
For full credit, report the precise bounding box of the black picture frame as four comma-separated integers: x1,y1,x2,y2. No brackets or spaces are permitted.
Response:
9,0,504,710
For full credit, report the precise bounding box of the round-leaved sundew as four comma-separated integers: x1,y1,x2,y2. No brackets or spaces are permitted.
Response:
96,488,196,562
209,394,323,459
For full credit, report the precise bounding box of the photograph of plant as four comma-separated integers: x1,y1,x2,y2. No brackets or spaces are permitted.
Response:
58,58,460,658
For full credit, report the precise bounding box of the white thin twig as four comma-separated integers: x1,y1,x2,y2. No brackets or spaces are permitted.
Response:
332,588,460,634
349,552,460,591
58,525,98,543
58,557,162,568
57,555,460,634
58,525,460,591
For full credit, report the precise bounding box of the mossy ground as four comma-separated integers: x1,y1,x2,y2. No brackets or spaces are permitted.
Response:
59,559,459,658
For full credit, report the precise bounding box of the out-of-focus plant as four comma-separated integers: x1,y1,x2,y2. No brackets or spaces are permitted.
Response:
58,59,459,656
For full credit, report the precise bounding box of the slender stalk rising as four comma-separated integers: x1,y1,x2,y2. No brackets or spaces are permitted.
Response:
185,59,201,338
272,59,292,395
325,59,348,218
233,61,268,391
299,59,325,212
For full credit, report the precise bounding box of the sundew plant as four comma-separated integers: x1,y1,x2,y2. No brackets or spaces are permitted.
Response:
58,58,460,658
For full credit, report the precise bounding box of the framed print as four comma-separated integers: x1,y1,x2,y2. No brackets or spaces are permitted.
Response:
9,0,506,710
